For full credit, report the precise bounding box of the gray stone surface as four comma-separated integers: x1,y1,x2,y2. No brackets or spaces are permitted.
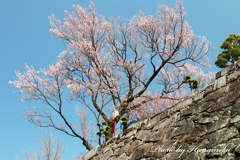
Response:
78,60,240,160
78,145,99,160
213,75,226,91
207,116,230,133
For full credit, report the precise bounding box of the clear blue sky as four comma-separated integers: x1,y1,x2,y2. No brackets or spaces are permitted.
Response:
1,0,240,159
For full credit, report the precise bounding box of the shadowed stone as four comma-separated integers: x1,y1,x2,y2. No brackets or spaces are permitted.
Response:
102,150,113,160
103,143,114,154
92,154,102,160
170,98,192,114
198,116,213,124
133,118,149,129
129,143,153,160
208,127,239,148
144,126,174,142
208,143,228,157
125,140,142,156
231,98,240,116
184,152,200,160
226,138,240,151
118,153,129,160
135,130,151,140
117,141,132,156
208,116,230,133
172,121,194,137
203,84,214,97
192,91,204,102
203,89,224,102
153,116,174,130
210,91,236,112
145,109,170,129
227,70,240,83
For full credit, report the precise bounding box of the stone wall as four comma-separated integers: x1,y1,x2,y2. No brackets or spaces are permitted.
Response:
78,60,240,160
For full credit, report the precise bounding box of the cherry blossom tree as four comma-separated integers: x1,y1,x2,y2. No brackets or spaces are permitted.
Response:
9,0,215,151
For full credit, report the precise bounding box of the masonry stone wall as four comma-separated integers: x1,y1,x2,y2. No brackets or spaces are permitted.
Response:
78,60,240,160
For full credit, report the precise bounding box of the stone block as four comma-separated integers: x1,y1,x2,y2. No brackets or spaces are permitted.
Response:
213,75,226,91
172,121,194,137
112,140,125,150
230,115,240,123
203,89,224,102
171,119,188,127
208,143,228,157
235,142,240,154
215,71,221,79
102,150,113,160
226,138,240,151
92,154,102,160
209,96,230,112
231,98,240,116
203,84,214,97
198,116,213,124
227,70,240,83
208,127,239,148
79,145,99,160
153,116,174,131
144,127,174,142
145,110,170,129
192,91,204,102
133,118,149,129
117,141,132,156
135,130,151,140
181,101,213,116
117,153,129,160
207,116,230,133
170,98,192,114
125,140,142,156
221,66,231,76
103,143,114,154
198,101,215,113
129,143,153,160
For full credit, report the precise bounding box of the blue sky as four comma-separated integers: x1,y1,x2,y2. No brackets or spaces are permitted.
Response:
1,0,240,159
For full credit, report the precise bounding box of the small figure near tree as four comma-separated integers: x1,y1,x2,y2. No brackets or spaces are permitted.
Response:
215,34,240,68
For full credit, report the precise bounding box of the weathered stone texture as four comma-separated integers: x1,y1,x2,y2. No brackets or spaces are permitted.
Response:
77,59,240,160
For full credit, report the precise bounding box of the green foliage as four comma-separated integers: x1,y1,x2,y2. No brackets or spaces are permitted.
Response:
103,130,110,135
185,75,191,80
106,136,111,141
120,117,128,121
121,121,128,125
182,75,199,93
97,121,111,144
114,115,121,120
102,121,108,125
105,126,111,131
215,34,240,68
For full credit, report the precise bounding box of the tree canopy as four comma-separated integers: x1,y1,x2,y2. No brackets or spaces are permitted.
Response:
9,0,215,151
215,34,240,68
